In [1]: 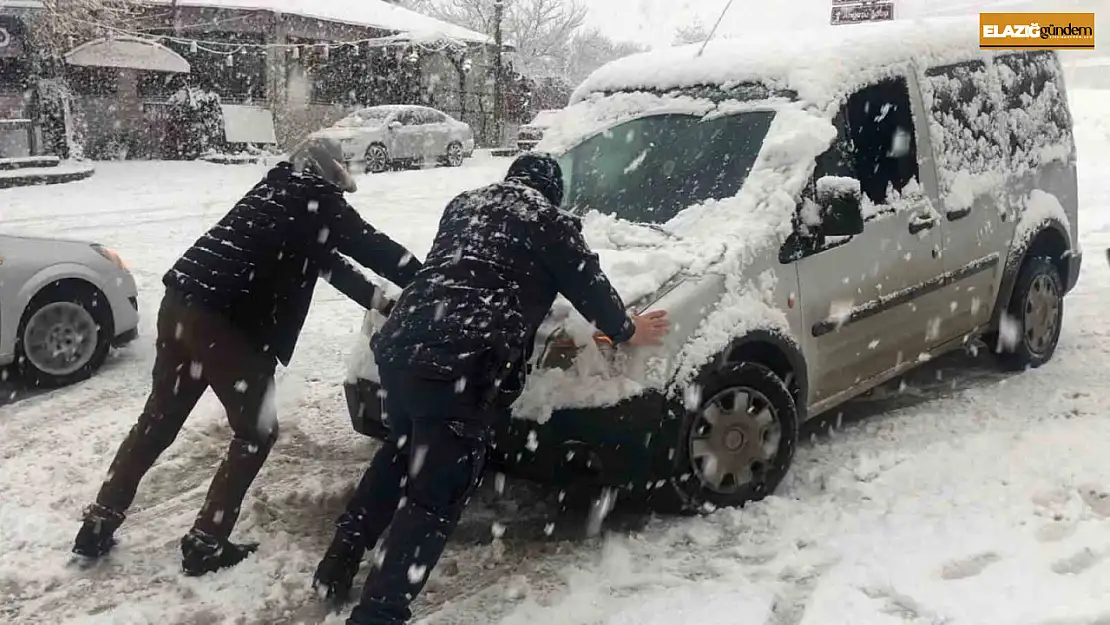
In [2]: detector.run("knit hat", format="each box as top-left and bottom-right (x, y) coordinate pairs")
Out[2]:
(290, 137), (358, 193)
(505, 152), (564, 207)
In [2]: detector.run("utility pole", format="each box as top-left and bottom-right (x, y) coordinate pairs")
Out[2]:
(172, 0), (182, 37)
(491, 0), (505, 147)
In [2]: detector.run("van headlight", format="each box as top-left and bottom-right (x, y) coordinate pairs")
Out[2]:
(538, 328), (616, 370)
(92, 244), (128, 271)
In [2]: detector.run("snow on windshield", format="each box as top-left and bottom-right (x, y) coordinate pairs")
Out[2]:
(558, 110), (776, 225)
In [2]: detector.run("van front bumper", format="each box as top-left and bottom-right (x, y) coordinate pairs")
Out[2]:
(344, 378), (680, 492)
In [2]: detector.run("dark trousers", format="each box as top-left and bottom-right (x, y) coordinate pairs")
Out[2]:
(95, 289), (278, 538)
(341, 368), (491, 625)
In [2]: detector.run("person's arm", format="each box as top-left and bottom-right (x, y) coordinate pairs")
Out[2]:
(321, 196), (423, 288)
(536, 211), (636, 344)
(320, 252), (392, 312)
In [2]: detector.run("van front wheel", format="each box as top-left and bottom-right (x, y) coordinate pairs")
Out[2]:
(656, 362), (798, 514)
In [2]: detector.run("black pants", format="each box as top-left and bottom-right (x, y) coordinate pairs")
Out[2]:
(95, 289), (278, 538)
(341, 368), (491, 625)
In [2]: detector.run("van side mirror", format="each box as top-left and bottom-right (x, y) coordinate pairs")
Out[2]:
(815, 175), (864, 236)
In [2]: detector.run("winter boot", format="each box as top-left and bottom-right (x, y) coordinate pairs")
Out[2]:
(72, 504), (126, 559)
(313, 521), (368, 603)
(180, 528), (259, 577)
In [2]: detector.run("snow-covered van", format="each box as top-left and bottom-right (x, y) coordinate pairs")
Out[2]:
(345, 16), (1082, 514)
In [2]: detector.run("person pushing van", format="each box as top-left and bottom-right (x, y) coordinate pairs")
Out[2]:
(72, 137), (422, 577)
(312, 152), (671, 625)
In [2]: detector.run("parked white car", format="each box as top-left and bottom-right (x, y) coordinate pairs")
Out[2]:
(516, 109), (562, 152)
(309, 105), (476, 173)
(0, 235), (139, 387)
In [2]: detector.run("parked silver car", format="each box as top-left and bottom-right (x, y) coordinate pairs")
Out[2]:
(0, 235), (139, 387)
(309, 105), (476, 174)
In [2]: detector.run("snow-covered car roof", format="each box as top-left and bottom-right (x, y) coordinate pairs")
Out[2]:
(572, 15), (987, 108)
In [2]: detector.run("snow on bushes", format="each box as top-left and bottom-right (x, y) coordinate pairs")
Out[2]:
(164, 86), (224, 160)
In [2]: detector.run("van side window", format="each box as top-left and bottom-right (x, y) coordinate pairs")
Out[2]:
(843, 77), (920, 208)
(921, 60), (1004, 199)
(995, 51), (1071, 162)
(782, 77), (919, 262)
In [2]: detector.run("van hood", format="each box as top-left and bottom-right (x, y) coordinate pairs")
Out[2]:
(581, 213), (723, 302)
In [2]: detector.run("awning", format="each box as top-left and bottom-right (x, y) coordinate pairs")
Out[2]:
(64, 36), (191, 73)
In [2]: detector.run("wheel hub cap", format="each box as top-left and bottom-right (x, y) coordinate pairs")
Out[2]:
(24, 302), (98, 376)
(1024, 274), (1060, 355)
(689, 387), (782, 495)
(724, 428), (745, 451)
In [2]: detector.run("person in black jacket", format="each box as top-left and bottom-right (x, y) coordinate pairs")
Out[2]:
(72, 138), (422, 577)
(313, 153), (670, 625)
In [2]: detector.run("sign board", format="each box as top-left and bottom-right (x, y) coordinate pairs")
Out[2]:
(220, 104), (278, 145)
(831, 2), (895, 25)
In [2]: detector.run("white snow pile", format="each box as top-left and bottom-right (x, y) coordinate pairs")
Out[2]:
(572, 16), (983, 111)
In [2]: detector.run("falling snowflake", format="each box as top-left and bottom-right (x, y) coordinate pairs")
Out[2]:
(407, 563), (427, 584)
(410, 444), (428, 477)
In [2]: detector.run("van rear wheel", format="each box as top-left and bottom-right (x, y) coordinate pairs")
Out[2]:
(654, 362), (798, 514)
(995, 255), (1063, 370)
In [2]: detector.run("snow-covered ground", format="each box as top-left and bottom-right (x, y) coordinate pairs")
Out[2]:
(2, 91), (1110, 624)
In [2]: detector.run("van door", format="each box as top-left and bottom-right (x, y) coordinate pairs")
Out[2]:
(918, 59), (1011, 338)
(788, 75), (948, 407)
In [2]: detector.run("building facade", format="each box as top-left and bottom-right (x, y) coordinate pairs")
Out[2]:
(0, 0), (514, 159)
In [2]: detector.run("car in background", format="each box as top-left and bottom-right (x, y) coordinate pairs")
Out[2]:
(516, 109), (562, 152)
(309, 105), (476, 174)
(0, 235), (139, 388)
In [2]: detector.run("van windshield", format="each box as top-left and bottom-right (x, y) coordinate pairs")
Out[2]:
(557, 111), (776, 224)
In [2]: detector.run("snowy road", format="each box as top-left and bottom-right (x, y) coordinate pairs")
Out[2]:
(2, 91), (1110, 625)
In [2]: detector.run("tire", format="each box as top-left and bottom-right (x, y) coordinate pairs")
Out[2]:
(654, 362), (799, 514)
(364, 144), (389, 174)
(444, 142), (465, 168)
(995, 255), (1063, 370)
(16, 281), (113, 388)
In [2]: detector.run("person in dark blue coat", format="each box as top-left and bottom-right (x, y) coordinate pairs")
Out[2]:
(72, 138), (421, 577)
(314, 153), (671, 625)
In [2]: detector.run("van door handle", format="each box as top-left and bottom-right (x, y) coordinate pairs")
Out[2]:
(908, 213), (937, 234)
(947, 206), (972, 221)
